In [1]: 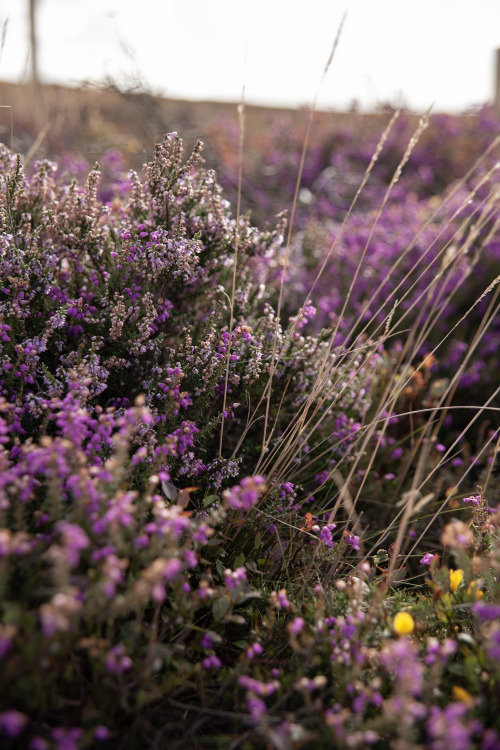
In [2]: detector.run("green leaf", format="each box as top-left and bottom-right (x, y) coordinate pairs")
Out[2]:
(203, 494), (220, 508)
(234, 641), (248, 650)
(373, 549), (389, 566)
(212, 597), (231, 622)
(224, 614), (246, 625)
(215, 559), (226, 579)
(448, 663), (466, 676)
(245, 560), (263, 574)
(234, 553), (245, 569)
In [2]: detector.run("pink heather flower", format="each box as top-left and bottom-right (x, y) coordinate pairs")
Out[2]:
(289, 617), (305, 636)
(319, 525), (334, 548)
(184, 548), (198, 567)
(202, 654), (222, 669)
(40, 588), (84, 636)
(105, 645), (133, 676)
(463, 495), (480, 506)
(420, 552), (436, 565)
(134, 534), (149, 549)
(246, 642), (263, 659)
(238, 675), (279, 696)
(29, 737), (49, 750)
(345, 532), (360, 551)
(201, 633), (213, 649)
(51, 727), (83, 750)
(0, 710), (28, 737)
(222, 475), (266, 511)
(164, 557), (183, 581)
(280, 482), (294, 498)
(193, 524), (210, 545)
(152, 583), (166, 602)
(224, 566), (247, 590)
(247, 696), (267, 722)
(270, 588), (293, 610)
(0, 624), (16, 659)
(94, 726), (110, 740)
(472, 602), (500, 621)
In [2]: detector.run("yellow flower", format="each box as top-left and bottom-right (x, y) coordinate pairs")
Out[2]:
(466, 580), (484, 600)
(393, 611), (414, 636)
(452, 686), (475, 707)
(449, 569), (464, 593)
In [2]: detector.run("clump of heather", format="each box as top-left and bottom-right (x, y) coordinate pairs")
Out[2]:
(9, 135), (391, 528)
(209, 105), (500, 229)
(0, 128), (499, 749)
(210, 108), (500, 421)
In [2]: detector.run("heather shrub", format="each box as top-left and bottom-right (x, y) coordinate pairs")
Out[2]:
(287, 182), (500, 400)
(0, 124), (499, 750)
(0, 134), (380, 745)
(209, 106), (500, 229)
(210, 109), (500, 439)
(0, 135), (380, 495)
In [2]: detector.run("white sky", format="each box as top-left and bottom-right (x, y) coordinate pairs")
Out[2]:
(1, 0), (500, 112)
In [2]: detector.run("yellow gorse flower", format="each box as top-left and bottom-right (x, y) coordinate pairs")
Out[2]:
(449, 569), (464, 593)
(393, 611), (414, 636)
(452, 686), (475, 707)
(466, 580), (484, 600)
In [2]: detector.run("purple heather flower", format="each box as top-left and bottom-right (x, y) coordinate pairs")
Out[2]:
(289, 617), (305, 636)
(246, 696), (267, 722)
(280, 482), (294, 498)
(94, 726), (110, 741)
(184, 548), (198, 567)
(472, 602), (500, 621)
(193, 525), (210, 545)
(380, 638), (423, 697)
(488, 627), (500, 661)
(319, 525), (334, 547)
(238, 675), (279, 696)
(163, 557), (183, 581)
(463, 495), (481, 506)
(246, 642), (263, 660)
(482, 729), (500, 750)
(56, 521), (90, 566)
(426, 704), (472, 750)
(222, 475), (266, 511)
(105, 645), (132, 676)
(345, 532), (360, 551)
(0, 710), (28, 737)
(29, 737), (49, 750)
(51, 727), (83, 750)
(224, 566), (247, 590)
(201, 633), (213, 649)
(202, 654), (222, 669)
(420, 552), (436, 565)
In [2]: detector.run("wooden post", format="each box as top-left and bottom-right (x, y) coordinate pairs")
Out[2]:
(28, 0), (44, 117)
(495, 49), (500, 114)
(29, 0), (39, 89)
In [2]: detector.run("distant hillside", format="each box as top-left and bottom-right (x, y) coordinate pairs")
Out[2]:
(0, 79), (405, 168)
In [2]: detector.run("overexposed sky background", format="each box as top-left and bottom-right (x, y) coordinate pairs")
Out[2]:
(1, 0), (500, 112)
